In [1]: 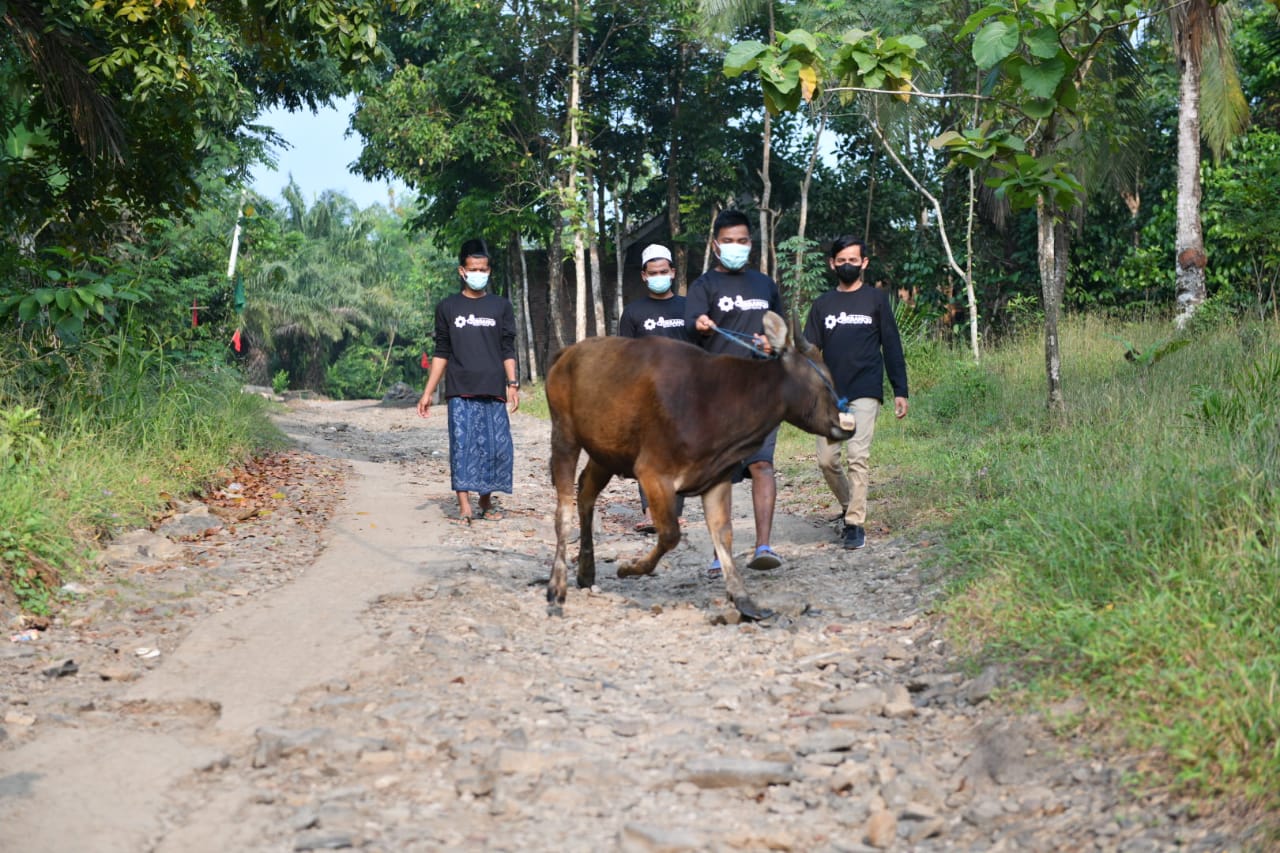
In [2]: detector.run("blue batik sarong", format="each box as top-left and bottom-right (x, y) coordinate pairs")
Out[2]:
(446, 396), (514, 494)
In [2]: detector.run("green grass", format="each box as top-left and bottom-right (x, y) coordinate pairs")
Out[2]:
(1, 343), (282, 614)
(885, 315), (1280, 813)
(517, 380), (550, 420)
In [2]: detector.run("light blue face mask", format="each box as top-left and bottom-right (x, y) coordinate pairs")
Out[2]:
(717, 242), (751, 271)
(464, 271), (490, 291)
(646, 275), (673, 294)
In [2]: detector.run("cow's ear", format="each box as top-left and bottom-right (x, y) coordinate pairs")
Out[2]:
(762, 311), (788, 353)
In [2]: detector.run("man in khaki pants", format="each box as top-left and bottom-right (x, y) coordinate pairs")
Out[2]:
(802, 236), (909, 550)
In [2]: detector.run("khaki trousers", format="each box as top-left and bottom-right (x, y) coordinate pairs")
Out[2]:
(815, 397), (880, 526)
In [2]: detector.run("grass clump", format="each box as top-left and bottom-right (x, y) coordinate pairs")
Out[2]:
(0, 340), (281, 615)
(911, 316), (1279, 811)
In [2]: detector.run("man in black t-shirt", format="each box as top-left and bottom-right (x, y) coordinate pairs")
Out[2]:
(417, 239), (520, 524)
(618, 244), (691, 343)
(803, 236), (908, 551)
(618, 243), (690, 532)
(686, 210), (787, 576)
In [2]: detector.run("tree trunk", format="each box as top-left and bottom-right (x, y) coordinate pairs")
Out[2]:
(587, 164), (605, 337)
(376, 327), (396, 396)
(613, 184), (625, 334)
(513, 232), (538, 383)
(244, 330), (270, 386)
(1173, 6), (1207, 329)
(964, 163), (980, 363)
(757, 3), (776, 278)
(547, 221), (567, 354)
(568, 4), (588, 344)
(863, 146), (877, 247)
(791, 103), (826, 315)
(703, 202), (719, 278)
(572, 232), (588, 342)
(758, 106), (773, 278)
(964, 72), (981, 363)
(669, 42), (689, 293)
(1037, 197), (1069, 416)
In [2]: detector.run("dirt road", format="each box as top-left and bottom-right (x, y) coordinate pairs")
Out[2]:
(0, 398), (1253, 851)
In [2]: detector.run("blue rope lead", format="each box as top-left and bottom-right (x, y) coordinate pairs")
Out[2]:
(711, 325), (850, 414)
(711, 325), (773, 358)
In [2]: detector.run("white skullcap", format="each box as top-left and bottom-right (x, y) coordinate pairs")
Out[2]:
(641, 244), (672, 266)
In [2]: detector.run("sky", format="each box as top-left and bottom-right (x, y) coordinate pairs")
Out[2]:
(248, 95), (408, 209)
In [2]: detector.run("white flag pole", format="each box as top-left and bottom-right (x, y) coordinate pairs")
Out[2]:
(226, 188), (247, 279)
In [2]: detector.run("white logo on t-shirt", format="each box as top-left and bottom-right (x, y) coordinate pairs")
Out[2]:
(454, 313), (498, 329)
(643, 316), (685, 331)
(824, 311), (873, 330)
(717, 295), (770, 313)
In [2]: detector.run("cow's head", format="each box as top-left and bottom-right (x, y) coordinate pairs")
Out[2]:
(762, 311), (854, 442)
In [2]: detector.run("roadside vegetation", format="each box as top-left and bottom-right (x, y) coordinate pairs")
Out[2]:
(905, 313), (1277, 814)
(0, 336), (280, 615)
(786, 309), (1279, 816)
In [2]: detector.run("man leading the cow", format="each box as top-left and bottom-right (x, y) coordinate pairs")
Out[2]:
(417, 238), (520, 524)
(686, 209), (786, 575)
(802, 236), (908, 550)
(618, 243), (691, 534)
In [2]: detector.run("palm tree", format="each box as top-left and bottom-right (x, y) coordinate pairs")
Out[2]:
(242, 184), (392, 389)
(1171, 0), (1249, 328)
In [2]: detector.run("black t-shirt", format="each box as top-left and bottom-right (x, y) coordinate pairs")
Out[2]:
(803, 286), (908, 403)
(432, 291), (517, 399)
(684, 268), (784, 357)
(618, 294), (691, 341)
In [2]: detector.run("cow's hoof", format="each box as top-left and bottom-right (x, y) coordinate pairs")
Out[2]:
(576, 572), (595, 589)
(734, 598), (775, 623)
(617, 562), (655, 578)
(547, 603), (564, 618)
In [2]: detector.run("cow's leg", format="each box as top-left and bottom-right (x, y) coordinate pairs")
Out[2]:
(703, 480), (774, 622)
(548, 423), (580, 615)
(618, 473), (681, 577)
(575, 458), (613, 589)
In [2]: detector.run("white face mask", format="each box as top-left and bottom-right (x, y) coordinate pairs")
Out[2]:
(464, 271), (490, 291)
(716, 242), (751, 271)
(646, 275), (673, 294)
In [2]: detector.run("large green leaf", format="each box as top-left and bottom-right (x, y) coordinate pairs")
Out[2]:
(761, 58), (802, 93)
(1025, 27), (1061, 59)
(1021, 97), (1056, 119)
(958, 5), (1010, 40)
(1020, 57), (1066, 98)
(973, 20), (1020, 70)
(724, 40), (771, 76)
(18, 297), (40, 323)
(763, 79), (803, 115)
(778, 29), (819, 54)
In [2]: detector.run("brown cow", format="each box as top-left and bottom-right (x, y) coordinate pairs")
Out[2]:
(545, 311), (853, 621)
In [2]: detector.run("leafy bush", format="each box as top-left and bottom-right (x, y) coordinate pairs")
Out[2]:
(325, 342), (414, 400)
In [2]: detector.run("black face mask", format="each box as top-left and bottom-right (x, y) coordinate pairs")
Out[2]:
(834, 262), (863, 284)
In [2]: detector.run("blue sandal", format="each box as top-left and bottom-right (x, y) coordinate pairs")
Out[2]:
(747, 545), (782, 571)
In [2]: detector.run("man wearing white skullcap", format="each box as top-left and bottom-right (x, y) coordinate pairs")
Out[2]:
(617, 243), (691, 533)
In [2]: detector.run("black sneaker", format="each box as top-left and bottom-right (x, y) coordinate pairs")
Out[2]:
(842, 524), (865, 550)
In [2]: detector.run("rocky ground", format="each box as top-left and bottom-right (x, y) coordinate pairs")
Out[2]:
(0, 397), (1266, 852)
